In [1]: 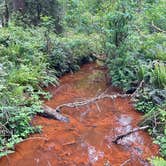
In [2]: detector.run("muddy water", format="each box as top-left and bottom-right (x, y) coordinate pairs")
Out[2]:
(0, 63), (159, 166)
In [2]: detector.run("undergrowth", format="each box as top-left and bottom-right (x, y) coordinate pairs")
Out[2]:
(0, 1), (165, 165)
(0, 25), (102, 157)
(105, 0), (166, 163)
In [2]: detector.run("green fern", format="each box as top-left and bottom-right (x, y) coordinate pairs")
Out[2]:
(151, 63), (166, 89)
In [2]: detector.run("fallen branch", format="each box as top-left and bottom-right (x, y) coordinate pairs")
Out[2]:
(40, 82), (147, 123)
(40, 81), (143, 123)
(151, 21), (166, 33)
(112, 125), (149, 144)
(62, 141), (76, 146)
(131, 80), (144, 98)
(54, 93), (130, 113)
(41, 105), (70, 123)
(19, 137), (48, 143)
(40, 93), (131, 123)
(120, 159), (131, 166)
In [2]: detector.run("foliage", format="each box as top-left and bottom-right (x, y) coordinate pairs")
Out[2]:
(105, 0), (166, 159)
(49, 33), (102, 76)
(0, 13), (103, 156)
(0, 0), (165, 162)
(0, 25), (57, 155)
(60, 0), (105, 35)
(151, 63), (166, 89)
(150, 157), (166, 166)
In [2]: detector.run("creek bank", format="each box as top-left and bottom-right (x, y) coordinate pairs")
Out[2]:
(0, 63), (159, 166)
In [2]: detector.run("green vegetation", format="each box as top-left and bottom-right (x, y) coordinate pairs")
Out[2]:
(151, 157), (166, 166)
(105, 0), (166, 163)
(0, 0), (165, 164)
(0, 0), (103, 157)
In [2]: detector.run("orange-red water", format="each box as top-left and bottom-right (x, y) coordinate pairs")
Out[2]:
(0, 63), (159, 166)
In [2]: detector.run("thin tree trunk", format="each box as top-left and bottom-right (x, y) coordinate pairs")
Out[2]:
(4, 0), (9, 27)
(36, 0), (41, 24)
(12, 0), (25, 11)
(1, 17), (4, 27)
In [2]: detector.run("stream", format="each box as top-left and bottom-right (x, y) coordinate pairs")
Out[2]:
(0, 63), (159, 166)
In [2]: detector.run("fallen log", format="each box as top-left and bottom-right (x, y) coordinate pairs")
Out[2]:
(40, 85), (146, 123)
(38, 67), (144, 123)
(39, 93), (130, 123)
(54, 93), (130, 113)
(41, 105), (69, 123)
(112, 125), (149, 144)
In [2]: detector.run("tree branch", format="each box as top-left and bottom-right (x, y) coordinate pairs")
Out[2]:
(40, 82), (143, 123)
(41, 105), (70, 123)
(54, 93), (130, 113)
(40, 93), (130, 123)
(151, 21), (166, 33)
(131, 80), (144, 98)
(112, 125), (149, 144)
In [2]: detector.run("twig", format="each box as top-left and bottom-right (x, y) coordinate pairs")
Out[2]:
(151, 21), (166, 33)
(62, 141), (76, 146)
(47, 160), (52, 166)
(95, 102), (101, 112)
(112, 125), (149, 144)
(131, 80), (144, 98)
(120, 159), (131, 166)
(154, 112), (157, 128)
(40, 91), (131, 123)
(19, 137), (48, 143)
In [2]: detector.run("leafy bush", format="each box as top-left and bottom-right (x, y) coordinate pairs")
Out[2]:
(0, 26), (57, 156)
(105, 0), (166, 159)
(151, 63), (166, 89)
(140, 34), (166, 61)
(48, 32), (103, 76)
(151, 157), (166, 166)
(0, 23), (103, 156)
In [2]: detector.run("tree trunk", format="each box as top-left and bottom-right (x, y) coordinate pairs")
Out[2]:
(36, 0), (41, 24)
(1, 17), (4, 27)
(12, 0), (25, 11)
(4, 0), (9, 27)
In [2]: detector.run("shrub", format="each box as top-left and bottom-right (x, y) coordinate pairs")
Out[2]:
(0, 26), (57, 156)
(151, 157), (166, 166)
(0, 24), (103, 156)
(105, 0), (166, 159)
(48, 33), (103, 76)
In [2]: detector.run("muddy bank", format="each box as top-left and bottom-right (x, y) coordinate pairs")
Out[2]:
(0, 63), (159, 166)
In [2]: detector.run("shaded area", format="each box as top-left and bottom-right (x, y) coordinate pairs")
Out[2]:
(0, 63), (159, 166)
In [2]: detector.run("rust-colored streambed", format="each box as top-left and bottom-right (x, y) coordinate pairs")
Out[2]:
(0, 63), (159, 166)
